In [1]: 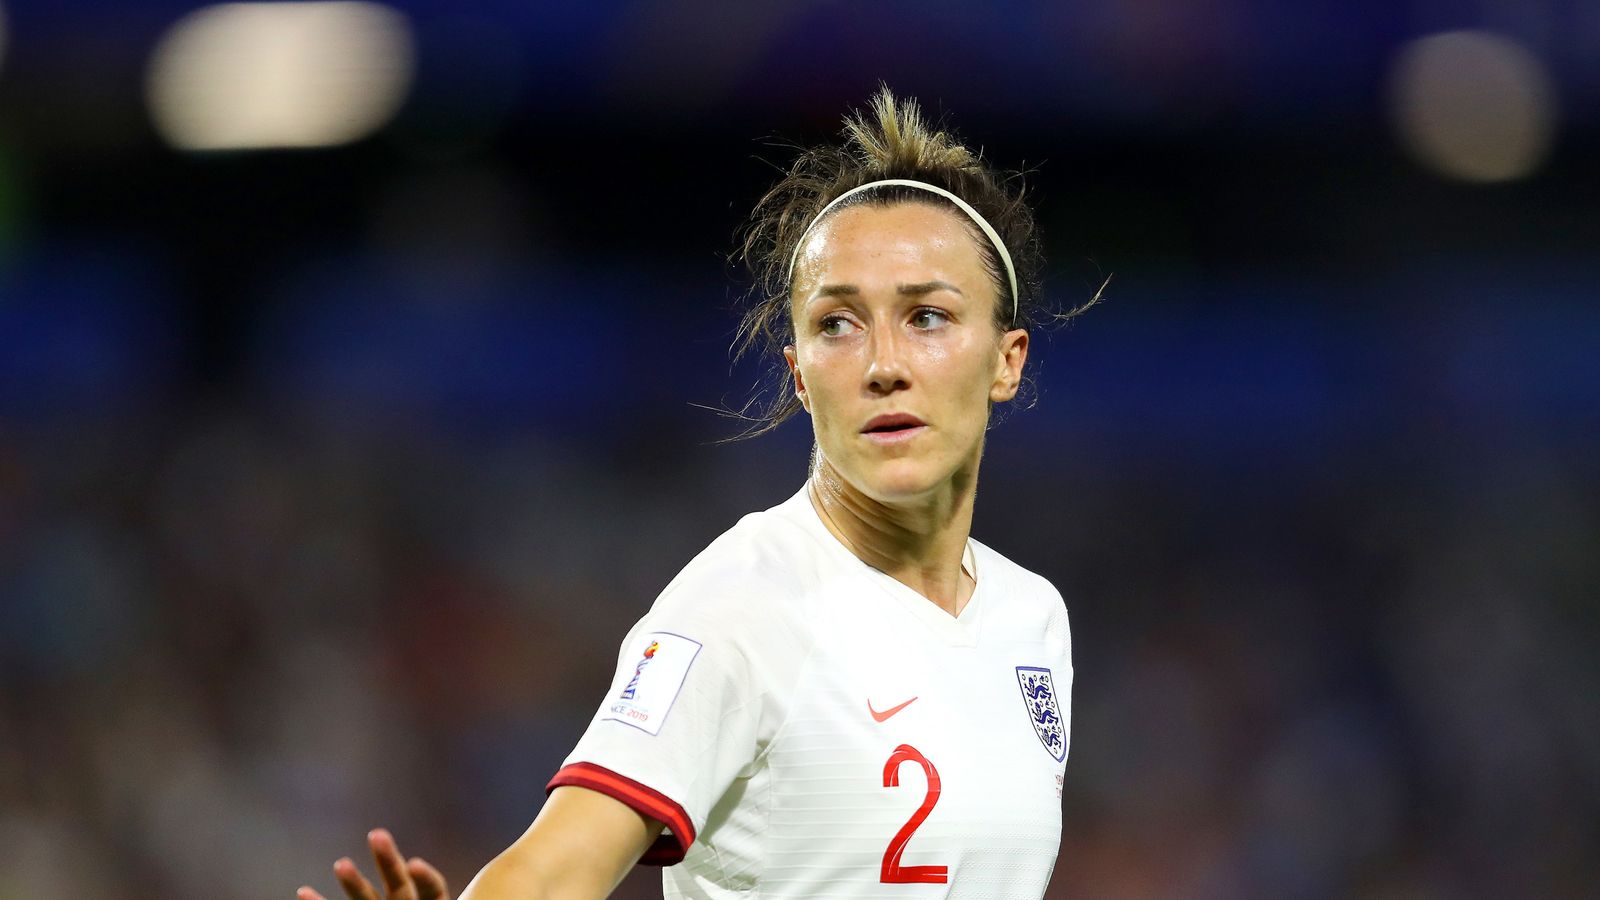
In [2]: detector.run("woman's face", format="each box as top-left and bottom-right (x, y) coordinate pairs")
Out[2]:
(784, 202), (1028, 504)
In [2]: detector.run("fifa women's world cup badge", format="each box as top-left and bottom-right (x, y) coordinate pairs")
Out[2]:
(620, 640), (660, 700)
(1015, 666), (1065, 761)
(603, 632), (702, 736)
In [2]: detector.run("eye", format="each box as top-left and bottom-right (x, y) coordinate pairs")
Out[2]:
(819, 314), (857, 336)
(910, 307), (950, 329)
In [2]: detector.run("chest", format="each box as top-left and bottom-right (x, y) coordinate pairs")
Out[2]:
(757, 584), (1068, 894)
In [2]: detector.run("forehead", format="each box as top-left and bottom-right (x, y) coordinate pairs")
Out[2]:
(791, 202), (991, 298)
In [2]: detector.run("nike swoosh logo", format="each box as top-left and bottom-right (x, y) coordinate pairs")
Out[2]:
(868, 696), (918, 722)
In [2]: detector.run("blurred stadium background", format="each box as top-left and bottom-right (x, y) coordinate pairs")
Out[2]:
(0, 1), (1597, 898)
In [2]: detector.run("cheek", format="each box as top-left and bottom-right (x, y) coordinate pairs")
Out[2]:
(938, 340), (1000, 403)
(799, 338), (861, 379)
(796, 346), (850, 418)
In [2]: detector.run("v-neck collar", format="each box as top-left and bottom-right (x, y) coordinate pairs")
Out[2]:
(780, 483), (989, 647)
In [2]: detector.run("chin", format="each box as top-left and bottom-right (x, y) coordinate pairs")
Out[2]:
(854, 458), (948, 503)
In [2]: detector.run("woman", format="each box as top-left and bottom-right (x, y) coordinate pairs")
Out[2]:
(301, 87), (1078, 900)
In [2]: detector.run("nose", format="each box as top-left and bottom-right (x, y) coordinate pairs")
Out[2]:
(864, 325), (910, 395)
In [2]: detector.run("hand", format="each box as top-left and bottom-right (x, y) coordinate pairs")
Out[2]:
(299, 828), (450, 900)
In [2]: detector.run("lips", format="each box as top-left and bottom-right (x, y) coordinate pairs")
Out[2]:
(862, 413), (926, 433)
(862, 413), (926, 436)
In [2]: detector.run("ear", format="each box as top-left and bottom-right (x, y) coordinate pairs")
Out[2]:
(989, 328), (1028, 403)
(783, 345), (811, 412)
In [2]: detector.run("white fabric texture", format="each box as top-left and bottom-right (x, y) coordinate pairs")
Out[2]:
(556, 482), (1073, 898)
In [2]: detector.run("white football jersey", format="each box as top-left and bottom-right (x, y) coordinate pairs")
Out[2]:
(548, 482), (1073, 898)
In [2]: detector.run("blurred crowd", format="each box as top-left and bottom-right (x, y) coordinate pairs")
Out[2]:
(1, 2), (1599, 896)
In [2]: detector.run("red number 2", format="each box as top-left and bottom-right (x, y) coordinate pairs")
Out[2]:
(880, 743), (948, 884)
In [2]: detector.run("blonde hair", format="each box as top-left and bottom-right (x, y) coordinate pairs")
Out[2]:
(728, 86), (1087, 439)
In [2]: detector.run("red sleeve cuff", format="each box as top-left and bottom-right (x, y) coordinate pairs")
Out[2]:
(546, 762), (697, 866)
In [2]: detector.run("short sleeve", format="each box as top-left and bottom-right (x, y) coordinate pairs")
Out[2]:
(546, 583), (773, 866)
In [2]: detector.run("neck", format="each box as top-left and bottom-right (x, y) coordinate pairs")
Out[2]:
(807, 454), (978, 617)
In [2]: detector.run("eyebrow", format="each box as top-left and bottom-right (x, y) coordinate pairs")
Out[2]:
(811, 280), (965, 299)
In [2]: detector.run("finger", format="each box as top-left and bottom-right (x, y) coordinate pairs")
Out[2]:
(368, 829), (417, 899)
(407, 857), (449, 900)
(334, 857), (381, 900)
(298, 887), (329, 900)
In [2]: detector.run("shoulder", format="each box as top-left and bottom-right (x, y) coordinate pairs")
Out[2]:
(971, 537), (1072, 652)
(641, 487), (826, 642)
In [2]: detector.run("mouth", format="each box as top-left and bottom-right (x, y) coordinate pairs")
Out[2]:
(861, 413), (927, 444)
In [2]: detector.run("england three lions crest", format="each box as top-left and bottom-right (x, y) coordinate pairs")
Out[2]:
(1015, 666), (1066, 761)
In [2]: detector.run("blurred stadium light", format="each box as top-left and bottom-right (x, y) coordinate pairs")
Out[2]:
(1389, 30), (1557, 183)
(146, 1), (414, 151)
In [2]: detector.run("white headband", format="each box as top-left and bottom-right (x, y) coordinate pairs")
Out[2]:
(786, 178), (1019, 323)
